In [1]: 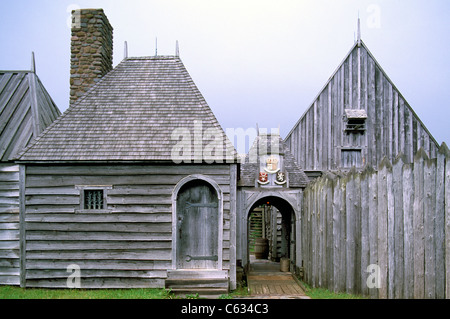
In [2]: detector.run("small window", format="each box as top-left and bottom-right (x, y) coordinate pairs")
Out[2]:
(344, 109), (367, 134)
(84, 190), (104, 210)
(341, 149), (362, 168)
(75, 185), (112, 213)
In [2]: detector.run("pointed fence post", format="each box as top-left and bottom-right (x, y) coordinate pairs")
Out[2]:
(392, 153), (406, 298)
(413, 148), (428, 299)
(402, 160), (414, 298)
(434, 143), (447, 299)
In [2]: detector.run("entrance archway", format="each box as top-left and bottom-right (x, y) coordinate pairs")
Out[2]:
(244, 195), (298, 274)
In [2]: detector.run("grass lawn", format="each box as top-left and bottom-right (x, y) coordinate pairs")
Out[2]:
(0, 283), (364, 299)
(300, 281), (368, 299)
(0, 285), (176, 299)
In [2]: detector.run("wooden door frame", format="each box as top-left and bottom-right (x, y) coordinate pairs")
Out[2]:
(171, 174), (223, 270)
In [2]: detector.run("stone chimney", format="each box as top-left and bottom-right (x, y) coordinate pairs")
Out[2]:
(70, 9), (113, 105)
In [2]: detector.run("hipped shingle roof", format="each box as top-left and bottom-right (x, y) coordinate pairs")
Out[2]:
(18, 56), (237, 162)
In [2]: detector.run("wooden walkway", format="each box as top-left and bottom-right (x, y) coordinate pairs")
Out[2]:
(246, 258), (309, 299)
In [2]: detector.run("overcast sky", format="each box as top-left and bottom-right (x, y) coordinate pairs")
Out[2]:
(1, 0), (449, 153)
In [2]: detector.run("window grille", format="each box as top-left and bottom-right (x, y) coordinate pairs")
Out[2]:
(84, 190), (104, 210)
(344, 109), (367, 134)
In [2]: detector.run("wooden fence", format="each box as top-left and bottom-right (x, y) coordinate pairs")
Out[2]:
(301, 143), (450, 298)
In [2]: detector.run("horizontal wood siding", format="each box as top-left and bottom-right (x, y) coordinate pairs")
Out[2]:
(285, 42), (439, 172)
(22, 164), (233, 288)
(0, 163), (20, 285)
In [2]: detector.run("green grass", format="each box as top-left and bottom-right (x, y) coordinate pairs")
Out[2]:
(0, 285), (249, 299)
(0, 286), (177, 299)
(300, 281), (368, 299)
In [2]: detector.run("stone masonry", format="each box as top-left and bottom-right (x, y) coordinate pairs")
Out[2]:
(70, 9), (113, 105)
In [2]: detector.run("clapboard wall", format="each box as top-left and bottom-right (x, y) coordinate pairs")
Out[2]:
(0, 163), (20, 285)
(20, 163), (236, 288)
(285, 41), (439, 172)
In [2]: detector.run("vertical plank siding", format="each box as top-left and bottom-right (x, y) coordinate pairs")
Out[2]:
(285, 43), (439, 172)
(300, 144), (449, 298)
(0, 163), (20, 285)
(20, 164), (233, 288)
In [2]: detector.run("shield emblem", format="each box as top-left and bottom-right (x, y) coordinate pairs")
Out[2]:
(264, 155), (280, 173)
(257, 172), (269, 185)
(275, 171), (286, 185)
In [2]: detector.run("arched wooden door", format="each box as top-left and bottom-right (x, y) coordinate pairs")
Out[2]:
(176, 180), (219, 269)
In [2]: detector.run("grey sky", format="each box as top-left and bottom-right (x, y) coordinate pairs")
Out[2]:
(1, 0), (449, 153)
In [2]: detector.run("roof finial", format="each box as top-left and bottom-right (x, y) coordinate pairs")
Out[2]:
(155, 37), (158, 56)
(31, 51), (36, 73)
(175, 40), (180, 57)
(357, 13), (361, 45)
(124, 41), (128, 60)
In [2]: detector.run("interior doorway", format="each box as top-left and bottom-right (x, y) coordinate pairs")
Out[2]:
(246, 196), (296, 273)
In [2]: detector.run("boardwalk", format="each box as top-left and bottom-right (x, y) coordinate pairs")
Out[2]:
(246, 258), (309, 299)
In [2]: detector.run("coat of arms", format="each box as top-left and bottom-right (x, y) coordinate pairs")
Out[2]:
(274, 171), (286, 185)
(264, 155), (280, 174)
(257, 172), (269, 185)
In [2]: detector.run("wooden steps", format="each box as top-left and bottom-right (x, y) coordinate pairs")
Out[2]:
(165, 270), (229, 298)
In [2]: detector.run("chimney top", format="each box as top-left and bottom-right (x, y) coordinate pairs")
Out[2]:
(70, 8), (113, 105)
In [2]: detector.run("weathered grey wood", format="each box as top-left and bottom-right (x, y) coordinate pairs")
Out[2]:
(393, 155), (405, 298)
(367, 165), (378, 299)
(402, 162), (414, 299)
(229, 164), (237, 290)
(346, 169), (355, 293)
(360, 167), (369, 296)
(19, 165), (26, 287)
(413, 148), (427, 298)
(376, 158), (389, 298)
(386, 158), (395, 299)
(284, 42), (439, 173)
(445, 143), (450, 299)
(424, 158), (437, 298)
(435, 144), (447, 299)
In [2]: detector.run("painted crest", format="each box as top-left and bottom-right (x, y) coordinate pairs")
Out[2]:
(257, 172), (269, 185)
(264, 155), (280, 174)
(274, 171), (286, 185)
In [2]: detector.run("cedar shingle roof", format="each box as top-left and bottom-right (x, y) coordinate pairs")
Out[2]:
(0, 71), (60, 162)
(17, 56), (237, 162)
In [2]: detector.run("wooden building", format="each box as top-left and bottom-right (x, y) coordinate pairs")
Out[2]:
(0, 55), (61, 285)
(2, 9), (445, 299)
(15, 9), (238, 293)
(284, 28), (439, 178)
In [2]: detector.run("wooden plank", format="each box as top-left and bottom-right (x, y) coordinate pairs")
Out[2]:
(424, 158), (436, 298)
(338, 173), (347, 292)
(360, 168), (369, 296)
(26, 250), (171, 261)
(444, 143), (450, 299)
(393, 155), (405, 299)
(386, 158), (395, 299)
(402, 162), (414, 299)
(377, 158), (390, 298)
(413, 148), (427, 298)
(345, 169), (355, 294)
(326, 175), (334, 291)
(436, 143), (448, 299)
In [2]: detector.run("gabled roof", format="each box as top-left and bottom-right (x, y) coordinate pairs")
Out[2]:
(285, 39), (439, 148)
(240, 133), (309, 188)
(18, 56), (237, 162)
(0, 70), (60, 162)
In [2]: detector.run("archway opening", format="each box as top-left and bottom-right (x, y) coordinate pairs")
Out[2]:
(246, 196), (296, 273)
